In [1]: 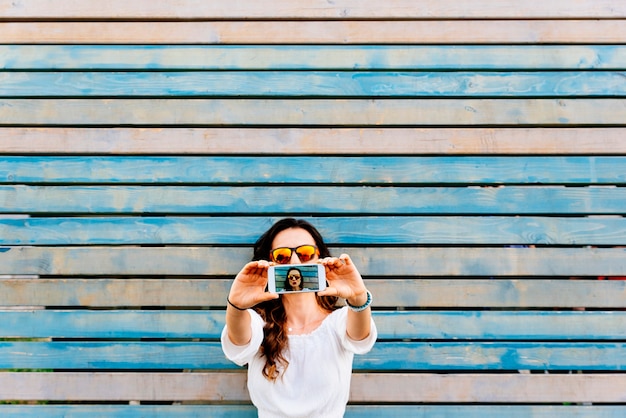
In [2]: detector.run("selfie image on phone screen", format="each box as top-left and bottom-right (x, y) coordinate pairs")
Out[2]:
(268, 264), (326, 294)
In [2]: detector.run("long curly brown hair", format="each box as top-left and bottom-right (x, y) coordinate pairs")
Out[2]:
(252, 218), (339, 381)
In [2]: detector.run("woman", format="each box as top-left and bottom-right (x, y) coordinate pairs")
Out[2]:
(284, 267), (304, 291)
(221, 218), (376, 418)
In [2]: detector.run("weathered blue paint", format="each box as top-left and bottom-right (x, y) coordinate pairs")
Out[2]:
(1, 156), (624, 184)
(1, 215), (626, 245)
(2, 45), (626, 70)
(2, 71), (626, 97)
(1, 404), (623, 418)
(1, 185), (624, 214)
(3, 310), (625, 339)
(0, 340), (624, 370)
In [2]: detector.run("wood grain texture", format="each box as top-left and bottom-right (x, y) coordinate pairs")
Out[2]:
(2, 99), (625, 126)
(1, 127), (625, 155)
(3, 45), (626, 70)
(0, 278), (624, 308)
(1, 0), (624, 19)
(3, 310), (625, 340)
(2, 216), (626, 245)
(2, 20), (625, 44)
(1, 278), (624, 308)
(4, 71), (626, 97)
(3, 156), (624, 184)
(1, 341), (624, 370)
(2, 185), (624, 214)
(1, 247), (624, 276)
(0, 405), (623, 418)
(0, 372), (624, 402)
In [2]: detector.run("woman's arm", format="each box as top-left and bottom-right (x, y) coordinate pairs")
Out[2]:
(319, 254), (372, 341)
(225, 260), (278, 345)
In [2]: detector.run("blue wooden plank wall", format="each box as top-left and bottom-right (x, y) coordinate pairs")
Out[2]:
(0, 1), (625, 416)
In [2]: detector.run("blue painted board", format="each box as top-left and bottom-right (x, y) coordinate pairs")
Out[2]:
(3, 310), (625, 340)
(1, 405), (624, 418)
(3, 71), (626, 97)
(2, 156), (624, 184)
(3, 45), (626, 70)
(1, 341), (624, 370)
(2, 215), (625, 245)
(1, 185), (624, 214)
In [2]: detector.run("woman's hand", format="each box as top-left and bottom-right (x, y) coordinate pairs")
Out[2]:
(318, 254), (368, 306)
(228, 260), (279, 310)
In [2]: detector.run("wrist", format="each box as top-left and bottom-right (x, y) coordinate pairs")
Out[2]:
(346, 290), (368, 307)
(346, 290), (372, 312)
(227, 296), (248, 311)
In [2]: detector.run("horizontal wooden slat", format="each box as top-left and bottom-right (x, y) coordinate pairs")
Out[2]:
(3, 310), (625, 340)
(4, 156), (624, 185)
(0, 342), (232, 370)
(1, 0), (624, 19)
(1, 127), (625, 155)
(0, 405), (256, 418)
(0, 372), (624, 403)
(2, 185), (624, 214)
(2, 216), (625, 245)
(3, 45), (626, 71)
(3, 99), (625, 126)
(1, 247), (625, 276)
(361, 342), (626, 370)
(0, 405), (624, 418)
(1, 341), (624, 370)
(1, 278), (624, 308)
(4, 71), (626, 97)
(2, 21), (625, 44)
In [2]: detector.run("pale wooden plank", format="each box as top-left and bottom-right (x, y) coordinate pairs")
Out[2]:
(2, 20), (625, 44)
(2, 98), (625, 125)
(0, 405), (623, 418)
(350, 373), (626, 403)
(1, 341), (625, 370)
(0, 247), (624, 276)
(0, 279), (624, 308)
(0, 278), (231, 308)
(3, 310), (625, 339)
(2, 185), (624, 214)
(1, 278), (624, 308)
(3, 45), (626, 71)
(2, 0), (624, 19)
(3, 216), (626, 246)
(5, 71), (626, 97)
(1, 127), (625, 155)
(4, 157), (624, 185)
(0, 372), (624, 402)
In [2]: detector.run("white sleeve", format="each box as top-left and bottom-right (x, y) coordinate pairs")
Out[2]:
(220, 309), (265, 366)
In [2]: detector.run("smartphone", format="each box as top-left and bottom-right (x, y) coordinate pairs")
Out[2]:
(267, 263), (326, 294)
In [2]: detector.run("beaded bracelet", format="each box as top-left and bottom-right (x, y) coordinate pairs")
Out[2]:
(346, 290), (372, 312)
(227, 296), (248, 311)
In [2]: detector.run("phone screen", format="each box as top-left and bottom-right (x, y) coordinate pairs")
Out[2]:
(268, 264), (326, 294)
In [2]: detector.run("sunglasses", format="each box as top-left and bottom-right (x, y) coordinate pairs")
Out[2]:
(270, 245), (319, 264)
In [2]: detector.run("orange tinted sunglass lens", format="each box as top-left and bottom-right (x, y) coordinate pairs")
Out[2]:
(271, 248), (293, 264)
(270, 245), (318, 264)
(295, 245), (317, 261)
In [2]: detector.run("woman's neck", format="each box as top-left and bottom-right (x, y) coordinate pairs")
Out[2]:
(282, 293), (328, 329)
